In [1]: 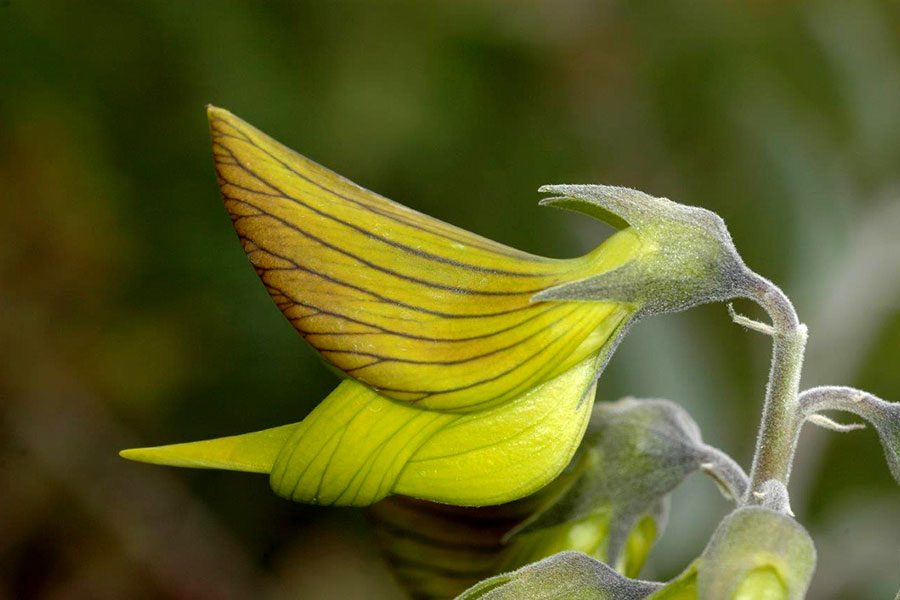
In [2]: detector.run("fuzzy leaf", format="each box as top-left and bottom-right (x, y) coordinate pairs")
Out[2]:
(868, 405), (900, 483)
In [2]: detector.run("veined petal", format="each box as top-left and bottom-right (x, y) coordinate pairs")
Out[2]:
(208, 107), (642, 411)
(121, 351), (604, 507)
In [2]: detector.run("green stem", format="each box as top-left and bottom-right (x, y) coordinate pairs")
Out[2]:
(739, 272), (808, 506)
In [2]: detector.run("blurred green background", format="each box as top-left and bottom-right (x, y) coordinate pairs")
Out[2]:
(2, 1), (899, 598)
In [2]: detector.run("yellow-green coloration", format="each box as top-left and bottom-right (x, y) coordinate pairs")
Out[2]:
(121, 108), (644, 507)
(123, 352), (601, 506)
(617, 514), (657, 577)
(697, 508), (815, 600)
(647, 564), (787, 600)
(368, 451), (660, 599)
(499, 510), (656, 579)
(647, 563), (698, 599)
(207, 107), (642, 412)
(732, 567), (787, 600)
(637, 507), (814, 600)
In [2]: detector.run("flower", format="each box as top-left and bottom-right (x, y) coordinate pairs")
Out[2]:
(121, 107), (745, 507)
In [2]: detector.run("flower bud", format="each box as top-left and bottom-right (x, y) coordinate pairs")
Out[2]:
(697, 507), (816, 600)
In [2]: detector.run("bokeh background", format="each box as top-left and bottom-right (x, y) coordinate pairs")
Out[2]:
(2, 1), (899, 598)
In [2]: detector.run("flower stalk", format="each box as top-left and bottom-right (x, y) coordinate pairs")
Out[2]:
(799, 386), (900, 483)
(735, 271), (808, 506)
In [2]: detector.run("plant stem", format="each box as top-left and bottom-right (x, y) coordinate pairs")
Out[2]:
(799, 386), (885, 419)
(738, 271), (808, 506)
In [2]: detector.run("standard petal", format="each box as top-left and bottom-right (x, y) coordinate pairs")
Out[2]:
(208, 107), (640, 410)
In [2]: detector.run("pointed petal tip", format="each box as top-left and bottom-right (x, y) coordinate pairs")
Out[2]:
(118, 442), (235, 470)
(119, 447), (143, 461)
(118, 424), (298, 474)
(206, 106), (248, 134)
(206, 104), (230, 122)
(206, 105), (239, 140)
(119, 445), (196, 467)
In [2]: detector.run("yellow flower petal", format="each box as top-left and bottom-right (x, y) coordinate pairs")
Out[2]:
(122, 349), (607, 506)
(208, 107), (641, 411)
(119, 423), (295, 473)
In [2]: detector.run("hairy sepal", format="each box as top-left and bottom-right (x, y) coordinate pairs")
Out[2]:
(535, 185), (750, 316)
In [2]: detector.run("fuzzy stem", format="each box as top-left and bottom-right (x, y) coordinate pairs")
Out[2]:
(798, 386), (900, 484)
(695, 443), (750, 502)
(799, 386), (887, 419)
(738, 271), (808, 506)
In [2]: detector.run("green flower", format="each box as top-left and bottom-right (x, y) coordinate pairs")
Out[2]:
(122, 108), (747, 507)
